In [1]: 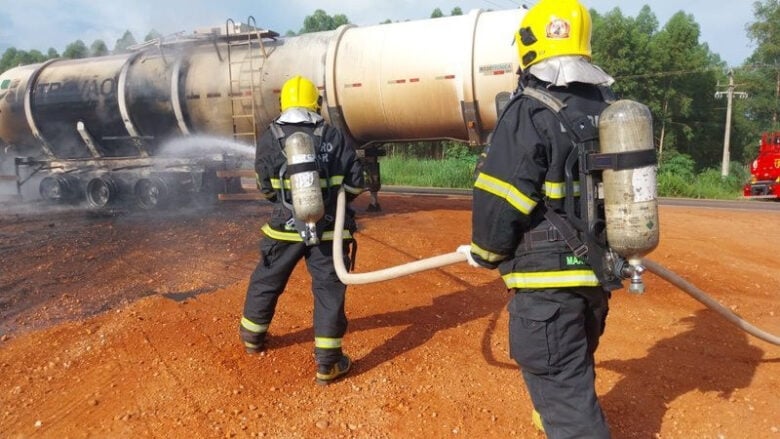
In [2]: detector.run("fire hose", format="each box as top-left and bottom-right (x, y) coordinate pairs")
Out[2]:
(331, 187), (467, 284)
(332, 187), (780, 346)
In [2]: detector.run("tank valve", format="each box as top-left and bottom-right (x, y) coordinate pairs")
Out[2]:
(620, 258), (646, 294)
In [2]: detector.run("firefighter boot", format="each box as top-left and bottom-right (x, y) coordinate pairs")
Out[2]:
(315, 355), (352, 386)
(239, 317), (268, 354)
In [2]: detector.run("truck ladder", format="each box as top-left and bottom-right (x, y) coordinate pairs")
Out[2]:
(225, 17), (264, 148)
(221, 17), (267, 201)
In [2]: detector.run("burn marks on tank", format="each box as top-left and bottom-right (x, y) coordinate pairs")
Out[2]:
(36, 77), (117, 102)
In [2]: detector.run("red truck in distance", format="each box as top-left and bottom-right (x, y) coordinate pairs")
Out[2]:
(744, 132), (780, 200)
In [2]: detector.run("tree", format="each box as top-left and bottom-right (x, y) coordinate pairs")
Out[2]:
(62, 40), (88, 59)
(592, 6), (725, 169)
(46, 48), (59, 59)
(0, 48), (21, 73)
(451, 7), (463, 16)
(144, 30), (163, 42)
(745, 0), (780, 130)
(0, 47), (55, 73)
(90, 39), (109, 57)
(430, 8), (444, 18)
(113, 30), (138, 53)
(300, 10), (349, 34)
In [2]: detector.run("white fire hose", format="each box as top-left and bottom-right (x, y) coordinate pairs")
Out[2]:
(332, 187), (780, 346)
(332, 187), (466, 285)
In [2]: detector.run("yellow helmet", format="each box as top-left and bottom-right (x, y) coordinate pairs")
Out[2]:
(515, 0), (592, 70)
(280, 75), (321, 112)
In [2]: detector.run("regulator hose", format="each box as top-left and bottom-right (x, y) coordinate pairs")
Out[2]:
(642, 259), (780, 346)
(333, 187), (780, 346)
(332, 187), (466, 285)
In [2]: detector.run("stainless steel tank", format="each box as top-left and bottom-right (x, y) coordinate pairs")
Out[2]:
(0, 8), (523, 158)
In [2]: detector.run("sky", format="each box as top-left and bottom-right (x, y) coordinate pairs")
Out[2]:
(0, 0), (756, 67)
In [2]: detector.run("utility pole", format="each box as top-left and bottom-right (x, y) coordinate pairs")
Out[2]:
(715, 70), (748, 178)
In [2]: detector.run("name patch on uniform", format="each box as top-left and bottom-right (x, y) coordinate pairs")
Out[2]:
(561, 254), (586, 268)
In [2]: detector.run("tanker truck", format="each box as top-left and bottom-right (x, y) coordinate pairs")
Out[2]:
(0, 9), (522, 210)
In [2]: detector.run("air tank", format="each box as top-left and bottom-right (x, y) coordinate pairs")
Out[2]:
(598, 100), (660, 261)
(284, 132), (324, 246)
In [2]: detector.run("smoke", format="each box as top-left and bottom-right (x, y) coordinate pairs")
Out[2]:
(0, 155), (20, 198)
(0, 134), (258, 216)
(158, 135), (255, 160)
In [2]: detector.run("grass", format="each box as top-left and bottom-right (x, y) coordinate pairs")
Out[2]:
(379, 156), (748, 200)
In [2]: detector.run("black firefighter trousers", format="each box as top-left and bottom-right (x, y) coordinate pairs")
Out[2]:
(508, 286), (611, 439)
(242, 236), (351, 367)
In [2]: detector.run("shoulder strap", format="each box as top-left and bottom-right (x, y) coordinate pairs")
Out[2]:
(521, 86), (592, 255)
(522, 87), (566, 113)
(269, 123), (285, 141)
(521, 86), (599, 144)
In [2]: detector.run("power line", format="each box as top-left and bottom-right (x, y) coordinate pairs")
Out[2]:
(614, 66), (724, 80)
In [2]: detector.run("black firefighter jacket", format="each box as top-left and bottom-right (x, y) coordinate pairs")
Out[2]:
(471, 80), (612, 290)
(254, 115), (364, 243)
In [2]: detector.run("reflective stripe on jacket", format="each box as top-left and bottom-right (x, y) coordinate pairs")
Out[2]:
(255, 117), (364, 240)
(471, 80), (611, 290)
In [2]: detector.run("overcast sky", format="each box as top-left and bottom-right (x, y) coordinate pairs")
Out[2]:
(0, 0), (755, 67)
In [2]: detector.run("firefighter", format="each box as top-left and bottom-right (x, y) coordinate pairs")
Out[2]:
(458, 0), (618, 436)
(239, 75), (365, 385)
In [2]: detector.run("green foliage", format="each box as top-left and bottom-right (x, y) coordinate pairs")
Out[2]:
(113, 30), (137, 53)
(592, 6), (726, 169)
(451, 7), (463, 16)
(300, 10), (349, 34)
(144, 30), (162, 42)
(720, 1), (780, 165)
(90, 40), (109, 57)
(0, 47), (49, 73)
(443, 142), (479, 164)
(747, 0), (780, 63)
(381, 155), (745, 199)
(379, 156), (476, 188)
(430, 8), (444, 18)
(657, 151), (746, 199)
(658, 151), (696, 179)
(62, 40), (88, 59)
(658, 152), (748, 199)
(657, 172), (690, 197)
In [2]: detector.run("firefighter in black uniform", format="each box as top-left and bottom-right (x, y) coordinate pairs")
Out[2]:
(458, 0), (618, 436)
(239, 75), (364, 385)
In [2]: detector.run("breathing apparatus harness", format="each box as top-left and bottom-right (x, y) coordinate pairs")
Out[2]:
(519, 86), (657, 291)
(269, 121), (331, 245)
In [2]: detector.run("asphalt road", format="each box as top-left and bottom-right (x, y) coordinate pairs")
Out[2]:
(381, 186), (780, 212)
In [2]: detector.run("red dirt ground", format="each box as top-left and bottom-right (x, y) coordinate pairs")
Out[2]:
(1, 193), (779, 438)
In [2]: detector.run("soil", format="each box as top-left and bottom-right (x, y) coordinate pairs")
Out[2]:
(0, 193), (779, 439)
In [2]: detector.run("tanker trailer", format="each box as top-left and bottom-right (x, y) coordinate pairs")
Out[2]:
(0, 8), (522, 209)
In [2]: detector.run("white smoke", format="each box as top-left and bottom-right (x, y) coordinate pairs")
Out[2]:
(158, 135), (255, 159)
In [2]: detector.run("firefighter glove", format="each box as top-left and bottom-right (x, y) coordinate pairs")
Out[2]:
(457, 245), (481, 268)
